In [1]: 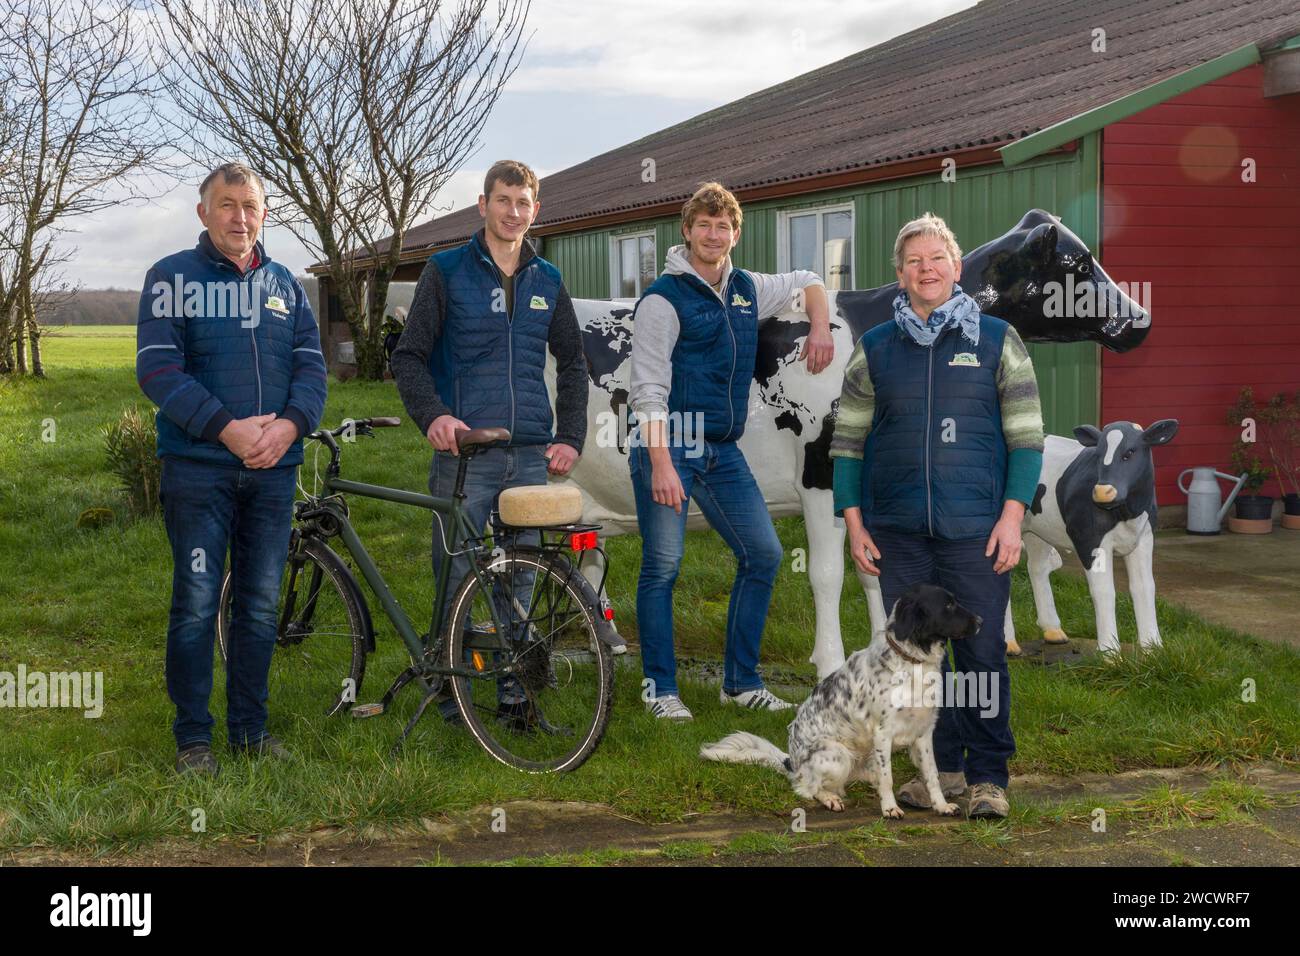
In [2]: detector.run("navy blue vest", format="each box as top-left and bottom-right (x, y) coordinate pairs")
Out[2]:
(637, 267), (759, 443)
(427, 232), (560, 446)
(859, 314), (1010, 540)
(152, 237), (305, 465)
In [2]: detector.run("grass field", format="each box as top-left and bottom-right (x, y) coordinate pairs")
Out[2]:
(1, 326), (1297, 854)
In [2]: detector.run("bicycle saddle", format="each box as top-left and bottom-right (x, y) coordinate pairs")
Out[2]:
(454, 427), (511, 451)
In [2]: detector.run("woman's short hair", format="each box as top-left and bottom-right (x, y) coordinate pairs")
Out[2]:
(893, 212), (962, 271)
(680, 181), (743, 242)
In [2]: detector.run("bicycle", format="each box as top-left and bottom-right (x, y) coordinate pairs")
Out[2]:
(215, 417), (618, 773)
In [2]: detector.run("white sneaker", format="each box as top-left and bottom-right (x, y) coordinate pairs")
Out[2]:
(646, 694), (693, 721)
(720, 687), (794, 711)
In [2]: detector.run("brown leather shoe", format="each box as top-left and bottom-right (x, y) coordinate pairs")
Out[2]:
(896, 771), (967, 808)
(175, 744), (219, 777)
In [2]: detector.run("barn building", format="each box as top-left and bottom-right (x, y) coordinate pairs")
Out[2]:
(312, 0), (1300, 515)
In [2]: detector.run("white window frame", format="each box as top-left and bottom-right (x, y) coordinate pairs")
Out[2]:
(609, 231), (657, 299)
(776, 202), (855, 289)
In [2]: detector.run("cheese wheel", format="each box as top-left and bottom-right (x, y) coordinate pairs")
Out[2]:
(498, 485), (584, 527)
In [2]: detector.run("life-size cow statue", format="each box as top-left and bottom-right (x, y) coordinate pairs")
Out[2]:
(547, 210), (1151, 677)
(1006, 420), (1179, 656)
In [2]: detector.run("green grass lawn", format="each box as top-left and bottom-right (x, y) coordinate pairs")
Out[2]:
(1, 327), (1297, 853)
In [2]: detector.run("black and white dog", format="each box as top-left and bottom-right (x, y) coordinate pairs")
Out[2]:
(701, 584), (980, 817)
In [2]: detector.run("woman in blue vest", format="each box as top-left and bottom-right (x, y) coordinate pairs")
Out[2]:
(627, 182), (835, 721)
(829, 213), (1045, 819)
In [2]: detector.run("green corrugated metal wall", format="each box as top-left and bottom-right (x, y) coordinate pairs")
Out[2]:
(544, 133), (1101, 436)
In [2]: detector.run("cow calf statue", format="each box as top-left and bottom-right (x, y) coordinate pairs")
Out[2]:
(1008, 420), (1180, 656)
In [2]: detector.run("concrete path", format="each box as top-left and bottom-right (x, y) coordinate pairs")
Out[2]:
(8, 764), (1297, 867)
(1049, 528), (1300, 650)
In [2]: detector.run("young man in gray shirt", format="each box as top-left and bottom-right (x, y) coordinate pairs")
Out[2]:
(628, 181), (833, 720)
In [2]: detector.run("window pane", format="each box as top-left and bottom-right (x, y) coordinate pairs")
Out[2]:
(619, 238), (637, 297)
(788, 214), (817, 273)
(824, 210), (852, 242)
(823, 211), (852, 290)
(639, 236), (656, 292)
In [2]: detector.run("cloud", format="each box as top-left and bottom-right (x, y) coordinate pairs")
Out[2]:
(509, 0), (976, 100)
(62, 0), (975, 287)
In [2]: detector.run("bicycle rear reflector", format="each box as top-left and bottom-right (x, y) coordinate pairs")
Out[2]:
(568, 531), (598, 551)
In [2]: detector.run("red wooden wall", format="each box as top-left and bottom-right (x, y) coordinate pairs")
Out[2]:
(1100, 63), (1300, 505)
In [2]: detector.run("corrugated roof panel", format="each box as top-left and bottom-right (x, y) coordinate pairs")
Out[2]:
(353, 0), (1300, 263)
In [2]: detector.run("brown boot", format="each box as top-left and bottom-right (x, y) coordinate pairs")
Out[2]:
(967, 782), (1010, 819)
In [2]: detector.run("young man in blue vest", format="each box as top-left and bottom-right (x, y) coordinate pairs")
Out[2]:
(391, 159), (591, 724)
(137, 163), (328, 775)
(627, 181), (835, 720)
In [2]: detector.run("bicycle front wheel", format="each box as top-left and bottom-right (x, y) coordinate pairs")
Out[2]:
(444, 546), (614, 773)
(217, 535), (370, 718)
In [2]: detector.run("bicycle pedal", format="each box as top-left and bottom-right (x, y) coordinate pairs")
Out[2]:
(350, 702), (386, 718)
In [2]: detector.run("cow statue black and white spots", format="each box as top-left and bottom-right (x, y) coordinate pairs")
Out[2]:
(1007, 420), (1180, 655)
(541, 210), (1153, 678)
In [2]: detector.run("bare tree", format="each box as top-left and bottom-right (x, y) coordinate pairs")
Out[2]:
(0, 0), (167, 376)
(156, 0), (530, 379)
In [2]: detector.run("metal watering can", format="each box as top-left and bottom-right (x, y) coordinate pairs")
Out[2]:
(1177, 467), (1247, 534)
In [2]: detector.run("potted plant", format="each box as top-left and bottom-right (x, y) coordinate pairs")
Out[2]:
(1263, 389), (1300, 530)
(1225, 387), (1274, 533)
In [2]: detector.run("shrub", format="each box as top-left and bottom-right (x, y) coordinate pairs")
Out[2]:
(104, 405), (161, 517)
(76, 506), (116, 530)
(1226, 387), (1273, 495)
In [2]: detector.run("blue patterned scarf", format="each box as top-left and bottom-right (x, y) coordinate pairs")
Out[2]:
(893, 283), (981, 348)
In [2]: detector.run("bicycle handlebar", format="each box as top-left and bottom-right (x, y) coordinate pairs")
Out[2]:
(312, 416), (401, 441)
(308, 417), (511, 481)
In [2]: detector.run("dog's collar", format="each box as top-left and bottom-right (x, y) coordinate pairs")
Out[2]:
(885, 631), (928, 665)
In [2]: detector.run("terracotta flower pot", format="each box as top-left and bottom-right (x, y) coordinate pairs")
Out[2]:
(1229, 495), (1273, 533)
(1282, 493), (1300, 530)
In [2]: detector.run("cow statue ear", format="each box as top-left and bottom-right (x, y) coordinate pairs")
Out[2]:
(1029, 223), (1058, 267)
(1074, 424), (1102, 447)
(1142, 419), (1180, 446)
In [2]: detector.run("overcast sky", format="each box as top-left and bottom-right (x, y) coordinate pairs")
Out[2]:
(72, 0), (975, 288)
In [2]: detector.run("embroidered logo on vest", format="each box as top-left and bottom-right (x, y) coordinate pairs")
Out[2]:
(731, 293), (752, 307)
(949, 352), (980, 367)
(530, 295), (549, 310)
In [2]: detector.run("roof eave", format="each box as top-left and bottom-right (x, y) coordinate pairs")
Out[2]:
(312, 141), (1048, 274)
(999, 42), (1263, 167)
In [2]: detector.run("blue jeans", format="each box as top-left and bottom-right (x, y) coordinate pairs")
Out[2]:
(629, 439), (783, 697)
(429, 444), (548, 713)
(872, 528), (1015, 788)
(160, 456), (297, 749)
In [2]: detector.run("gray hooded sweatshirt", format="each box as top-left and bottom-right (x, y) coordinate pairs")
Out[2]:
(628, 243), (825, 426)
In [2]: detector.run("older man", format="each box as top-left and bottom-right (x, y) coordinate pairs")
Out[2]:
(136, 162), (328, 775)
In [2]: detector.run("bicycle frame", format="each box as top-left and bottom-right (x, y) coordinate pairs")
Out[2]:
(293, 423), (617, 728)
(313, 474), (477, 667)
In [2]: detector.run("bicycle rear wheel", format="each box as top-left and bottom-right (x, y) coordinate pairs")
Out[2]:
(216, 535), (370, 717)
(444, 545), (614, 773)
